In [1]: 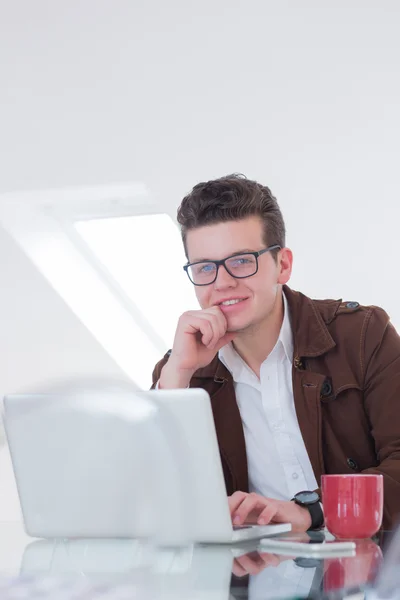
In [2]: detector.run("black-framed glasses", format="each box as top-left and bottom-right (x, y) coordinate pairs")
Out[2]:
(183, 245), (281, 286)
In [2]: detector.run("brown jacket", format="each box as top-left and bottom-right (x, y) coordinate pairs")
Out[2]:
(152, 286), (400, 529)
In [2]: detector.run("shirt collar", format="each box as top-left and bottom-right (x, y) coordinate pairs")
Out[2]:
(280, 290), (294, 362)
(219, 290), (294, 377)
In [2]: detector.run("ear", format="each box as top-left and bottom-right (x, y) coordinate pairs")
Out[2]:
(277, 247), (293, 285)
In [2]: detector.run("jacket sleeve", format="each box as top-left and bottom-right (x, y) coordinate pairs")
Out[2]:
(362, 306), (400, 529)
(150, 353), (170, 389)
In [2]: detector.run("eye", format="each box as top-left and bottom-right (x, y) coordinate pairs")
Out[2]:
(236, 257), (251, 265)
(230, 256), (253, 268)
(200, 263), (215, 273)
(192, 262), (216, 275)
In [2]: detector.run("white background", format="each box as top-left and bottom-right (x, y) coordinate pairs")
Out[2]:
(0, 0), (399, 562)
(1, 1), (399, 314)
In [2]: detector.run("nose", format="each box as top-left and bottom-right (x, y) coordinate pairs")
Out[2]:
(213, 264), (238, 290)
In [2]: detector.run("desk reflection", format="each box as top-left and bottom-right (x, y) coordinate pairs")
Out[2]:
(19, 535), (382, 600)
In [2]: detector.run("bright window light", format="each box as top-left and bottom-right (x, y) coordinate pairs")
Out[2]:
(74, 214), (198, 350)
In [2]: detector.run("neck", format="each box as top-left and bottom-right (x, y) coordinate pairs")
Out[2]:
(232, 288), (284, 378)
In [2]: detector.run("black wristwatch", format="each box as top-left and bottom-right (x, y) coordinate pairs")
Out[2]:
(292, 490), (324, 530)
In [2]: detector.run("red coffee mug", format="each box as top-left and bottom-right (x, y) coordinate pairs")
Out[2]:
(321, 474), (383, 539)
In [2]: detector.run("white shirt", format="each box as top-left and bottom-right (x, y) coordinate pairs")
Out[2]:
(219, 292), (318, 500)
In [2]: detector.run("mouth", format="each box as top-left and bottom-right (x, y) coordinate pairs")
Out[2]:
(217, 298), (248, 306)
(215, 297), (250, 313)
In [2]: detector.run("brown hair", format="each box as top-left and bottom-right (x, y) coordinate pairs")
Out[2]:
(177, 174), (286, 259)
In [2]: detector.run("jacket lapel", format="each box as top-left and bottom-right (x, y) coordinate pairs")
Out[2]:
(292, 368), (327, 485)
(191, 358), (249, 493)
(284, 286), (339, 485)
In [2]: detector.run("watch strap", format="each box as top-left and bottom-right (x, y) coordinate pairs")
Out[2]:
(306, 501), (324, 530)
(292, 492), (324, 530)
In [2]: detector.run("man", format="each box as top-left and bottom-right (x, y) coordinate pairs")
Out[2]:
(152, 174), (400, 531)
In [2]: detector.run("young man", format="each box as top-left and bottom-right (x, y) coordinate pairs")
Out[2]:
(152, 174), (400, 531)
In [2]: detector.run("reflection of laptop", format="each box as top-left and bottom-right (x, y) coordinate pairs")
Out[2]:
(147, 389), (291, 543)
(20, 539), (239, 600)
(21, 538), (237, 576)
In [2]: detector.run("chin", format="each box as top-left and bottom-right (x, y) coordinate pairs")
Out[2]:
(226, 319), (253, 334)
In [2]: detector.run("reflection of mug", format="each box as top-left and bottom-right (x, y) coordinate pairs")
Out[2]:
(321, 474), (383, 539)
(324, 539), (383, 592)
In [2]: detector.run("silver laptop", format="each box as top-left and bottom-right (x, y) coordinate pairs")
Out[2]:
(3, 389), (290, 543)
(148, 389), (291, 543)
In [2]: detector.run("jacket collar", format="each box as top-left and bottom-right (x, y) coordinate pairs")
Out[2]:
(191, 285), (339, 380)
(284, 285), (338, 358)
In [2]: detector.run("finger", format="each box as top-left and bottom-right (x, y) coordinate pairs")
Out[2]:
(202, 311), (227, 348)
(232, 558), (248, 578)
(257, 501), (280, 525)
(199, 319), (215, 347)
(233, 554), (266, 576)
(228, 491), (248, 516)
(205, 318), (224, 348)
(191, 314), (223, 349)
(258, 553), (282, 568)
(213, 332), (236, 352)
(184, 316), (215, 347)
(206, 305), (228, 331)
(233, 494), (266, 525)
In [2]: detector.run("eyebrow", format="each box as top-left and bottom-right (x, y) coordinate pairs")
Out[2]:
(190, 249), (257, 263)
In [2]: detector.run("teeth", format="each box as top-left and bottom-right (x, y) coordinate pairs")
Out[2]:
(221, 299), (244, 306)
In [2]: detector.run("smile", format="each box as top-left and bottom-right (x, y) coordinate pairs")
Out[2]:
(219, 299), (246, 306)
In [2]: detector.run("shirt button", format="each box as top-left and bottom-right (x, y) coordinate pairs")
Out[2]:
(292, 472), (299, 480)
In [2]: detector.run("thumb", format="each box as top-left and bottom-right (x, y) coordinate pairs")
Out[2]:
(214, 332), (236, 353)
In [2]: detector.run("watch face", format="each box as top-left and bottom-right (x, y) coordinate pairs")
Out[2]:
(296, 491), (319, 504)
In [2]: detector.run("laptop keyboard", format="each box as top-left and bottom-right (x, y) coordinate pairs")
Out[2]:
(0, 576), (143, 599)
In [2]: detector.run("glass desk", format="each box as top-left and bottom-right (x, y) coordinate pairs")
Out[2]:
(0, 522), (392, 599)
